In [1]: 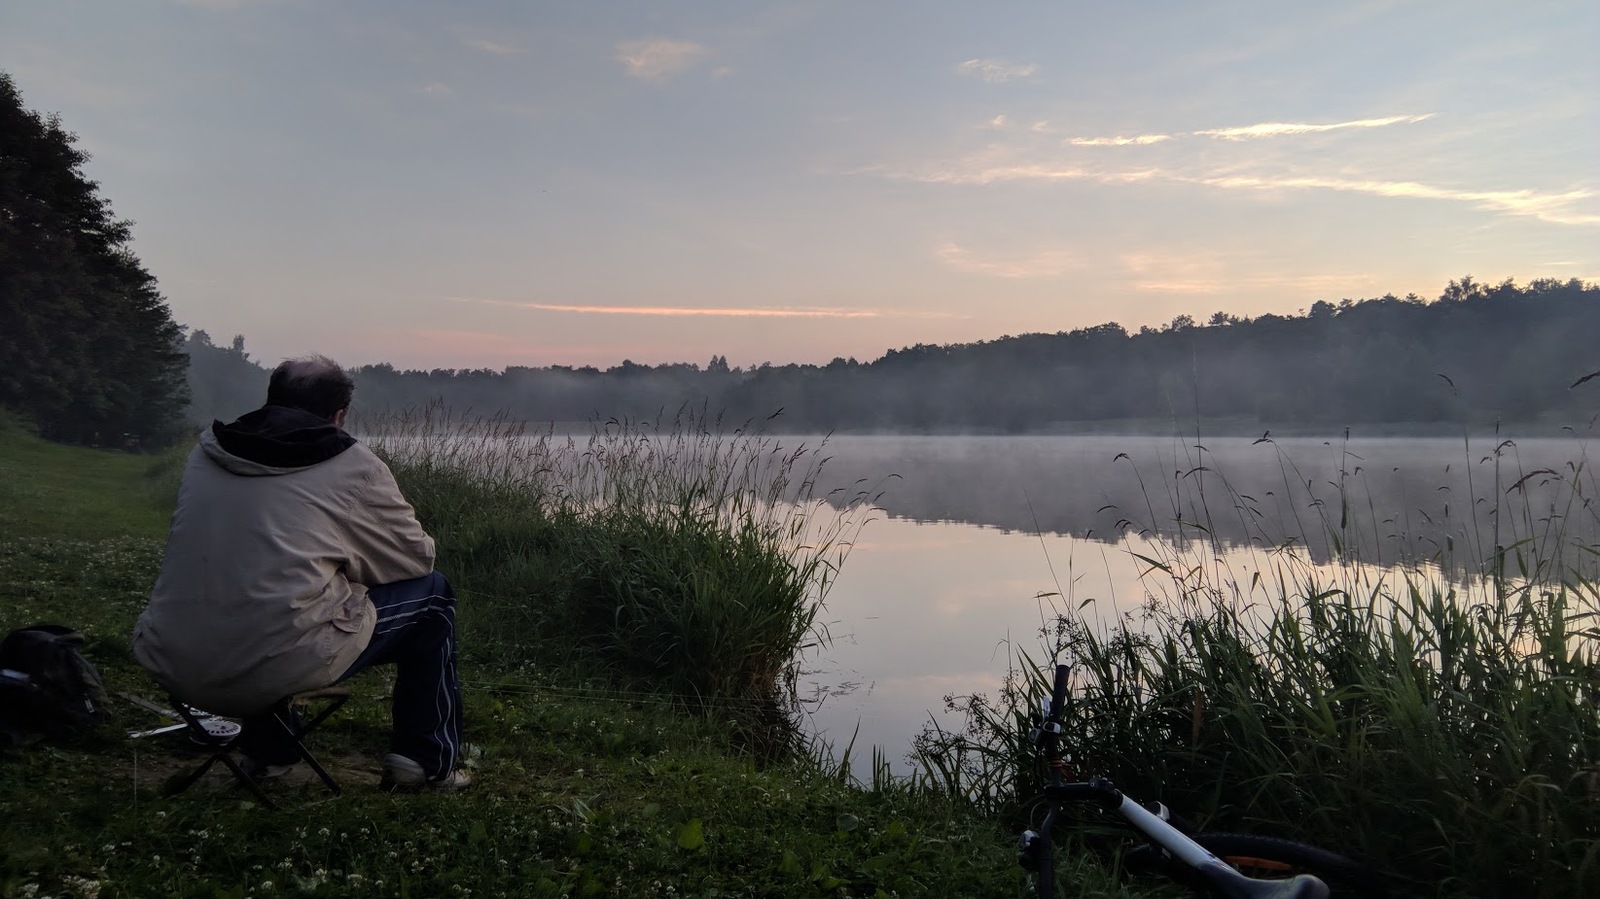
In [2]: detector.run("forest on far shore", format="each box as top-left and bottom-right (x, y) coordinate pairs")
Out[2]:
(188, 276), (1600, 435)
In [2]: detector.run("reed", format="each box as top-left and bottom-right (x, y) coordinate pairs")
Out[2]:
(361, 403), (881, 721)
(915, 429), (1600, 897)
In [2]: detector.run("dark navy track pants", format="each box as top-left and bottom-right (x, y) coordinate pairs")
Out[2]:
(337, 570), (463, 779)
(237, 571), (463, 779)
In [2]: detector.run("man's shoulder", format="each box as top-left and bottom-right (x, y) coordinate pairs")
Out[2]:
(330, 442), (405, 491)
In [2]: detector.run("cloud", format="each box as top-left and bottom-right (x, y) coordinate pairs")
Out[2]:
(1119, 256), (1371, 295)
(881, 160), (1159, 188)
(868, 128), (1598, 226)
(955, 59), (1039, 83)
(938, 242), (1081, 279)
(1191, 174), (1600, 225)
(1195, 114), (1436, 140)
(1115, 253), (1224, 294)
(455, 298), (954, 319)
(616, 38), (710, 81)
(1066, 134), (1173, 147)
(420, 82), (452, 97)
(1067, 114), (1434, 148)
(464, 38), (523, 56)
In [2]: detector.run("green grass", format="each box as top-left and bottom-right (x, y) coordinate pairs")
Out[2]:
(0, 417), (1154, 899)
(0, 413), (184, 541)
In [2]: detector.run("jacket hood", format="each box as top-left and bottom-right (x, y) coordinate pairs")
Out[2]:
(205, 405), (356, 475)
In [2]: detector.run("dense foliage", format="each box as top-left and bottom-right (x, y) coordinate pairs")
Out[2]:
(181, 329), (266, 425)
(0, 73), (188, 447)
(193, 277), (1595, 432)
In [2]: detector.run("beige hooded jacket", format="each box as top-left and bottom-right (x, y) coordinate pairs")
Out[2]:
(132, 420), (434, 715)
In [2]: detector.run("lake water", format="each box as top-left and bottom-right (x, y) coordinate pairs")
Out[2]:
(790, 432), (1600, 778)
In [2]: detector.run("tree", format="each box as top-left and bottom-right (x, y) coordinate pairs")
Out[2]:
(183, 329), (268, 425)
(0, 71), (189, 446)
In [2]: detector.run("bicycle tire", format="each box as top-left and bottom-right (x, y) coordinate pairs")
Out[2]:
(1189, 833), (1383, 896)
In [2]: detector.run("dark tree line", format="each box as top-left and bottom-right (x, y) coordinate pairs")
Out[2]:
(286, 277), (1592, 434)
(0, 73), (188, 447)
(108, 270), (1600, 437)
(182, 329), (267, 427)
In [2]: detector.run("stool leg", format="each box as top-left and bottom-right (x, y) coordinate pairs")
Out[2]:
(167, 698), (279, 810)
(165, 752), (221, 796)
(219, 753), (279, 809)
(273, 704), (342, 796)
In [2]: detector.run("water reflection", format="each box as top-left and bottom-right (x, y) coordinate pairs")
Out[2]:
(795, 433), (1600, 779)
(809, 434), (1600, 574)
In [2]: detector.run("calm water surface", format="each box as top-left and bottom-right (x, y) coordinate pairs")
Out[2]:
(793, 432), (1600, 777)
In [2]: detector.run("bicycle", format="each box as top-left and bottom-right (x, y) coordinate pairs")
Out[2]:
(1017, 664), (1378, 898)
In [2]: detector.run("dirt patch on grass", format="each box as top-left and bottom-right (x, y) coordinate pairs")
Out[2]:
(117, 738), (382, 803)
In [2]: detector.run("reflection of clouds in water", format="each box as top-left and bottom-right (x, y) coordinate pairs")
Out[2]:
(845, 528), (987, 553)
(804, 513), (1119, 778)
(931, 576), (1056, 617)
(802, 667), (1004, 777)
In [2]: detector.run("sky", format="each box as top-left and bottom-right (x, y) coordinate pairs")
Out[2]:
(3, 0), (1597, 371)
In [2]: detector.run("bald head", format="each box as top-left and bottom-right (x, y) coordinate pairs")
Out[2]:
(266, 355), (354, 420)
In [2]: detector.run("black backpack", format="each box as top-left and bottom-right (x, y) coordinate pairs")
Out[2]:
(0, 624), (112, 747)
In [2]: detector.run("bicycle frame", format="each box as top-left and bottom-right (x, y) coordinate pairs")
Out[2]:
(1020, 664), (1329, 899)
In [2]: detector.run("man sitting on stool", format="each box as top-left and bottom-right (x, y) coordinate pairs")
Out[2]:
(132, 355), (469, 791)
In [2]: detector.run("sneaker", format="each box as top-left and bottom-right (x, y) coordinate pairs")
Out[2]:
(381, 753), (472, 793)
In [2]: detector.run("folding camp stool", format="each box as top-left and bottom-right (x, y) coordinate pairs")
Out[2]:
(164, 687), (350, 809)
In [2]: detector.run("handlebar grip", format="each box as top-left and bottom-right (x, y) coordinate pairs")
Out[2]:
(1049, 664), (1070, 719)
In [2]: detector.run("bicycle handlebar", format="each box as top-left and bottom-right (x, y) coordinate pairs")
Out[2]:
(1026, 662), (1333, 899)
(1037, 779), (1330, 898)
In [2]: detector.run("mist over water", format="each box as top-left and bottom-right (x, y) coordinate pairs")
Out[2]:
(807, 433), (1600, 571)
(795, 432), (1600, 778)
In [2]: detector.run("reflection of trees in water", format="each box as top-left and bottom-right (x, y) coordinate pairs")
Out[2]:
(810, 434), (1600, 578)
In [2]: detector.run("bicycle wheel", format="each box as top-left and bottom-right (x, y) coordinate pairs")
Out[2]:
(1189, 833), (1383, 896)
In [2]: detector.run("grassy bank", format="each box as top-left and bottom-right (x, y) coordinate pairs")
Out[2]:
(0, 416), (1151, 899)
(361, 406), (880, 722)
(915, 432), (1600, 898)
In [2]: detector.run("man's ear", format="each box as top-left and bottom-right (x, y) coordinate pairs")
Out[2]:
(333, 408), (349, 428)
